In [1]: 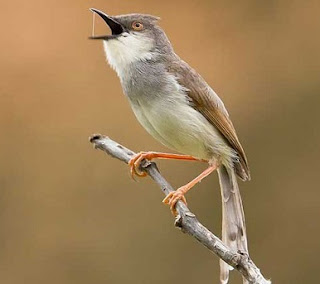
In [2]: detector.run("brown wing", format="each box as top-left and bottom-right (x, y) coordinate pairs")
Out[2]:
(168, 59), (250, 181)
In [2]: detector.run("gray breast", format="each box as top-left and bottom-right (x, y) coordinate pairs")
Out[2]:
(121, 60), (174, 101)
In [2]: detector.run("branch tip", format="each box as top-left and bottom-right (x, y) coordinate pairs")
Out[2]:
(89, 134), (104, 143)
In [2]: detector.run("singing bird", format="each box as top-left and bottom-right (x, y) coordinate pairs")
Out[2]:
(89, 8), (250, 283)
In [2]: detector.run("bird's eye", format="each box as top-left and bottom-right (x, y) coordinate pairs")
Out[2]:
(132, 21), (144, 31)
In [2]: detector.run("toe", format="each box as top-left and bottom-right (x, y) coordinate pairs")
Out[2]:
(130, 167), (136, 181)
(170, 207), (178, 216)
(169, 201), (177, 213)
(162, 192), (173, 204)
(169, 196), (180, 211)
(128, 152), (148, 179)
(180, 195), (187, 205)
(168, 192), (187, 211)
(134, 158), (145, 176)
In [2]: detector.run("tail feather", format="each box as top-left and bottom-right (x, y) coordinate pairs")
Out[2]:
(218, 165), (248, 284)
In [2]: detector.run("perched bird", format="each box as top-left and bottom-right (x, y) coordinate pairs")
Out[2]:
(90, 8), (250, 284)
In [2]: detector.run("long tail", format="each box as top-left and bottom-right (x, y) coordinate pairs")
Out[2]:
(218, 165), (248, 284)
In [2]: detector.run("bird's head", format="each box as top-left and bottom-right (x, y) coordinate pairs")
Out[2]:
(89, 8), (170, 75)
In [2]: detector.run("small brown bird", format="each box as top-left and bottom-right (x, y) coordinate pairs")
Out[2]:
(90, 8), (250, 284)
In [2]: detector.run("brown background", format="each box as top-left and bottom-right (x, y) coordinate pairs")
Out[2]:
(1, 0), (320, 283)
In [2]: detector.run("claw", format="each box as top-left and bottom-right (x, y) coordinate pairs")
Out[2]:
(128, 152), (149, 180)
(163, 188), (188, 215)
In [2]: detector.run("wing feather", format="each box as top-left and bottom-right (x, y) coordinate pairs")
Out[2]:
(168, 59), (250, 180)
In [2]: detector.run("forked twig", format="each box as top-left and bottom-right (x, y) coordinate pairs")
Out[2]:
(89, 134), (271, 284)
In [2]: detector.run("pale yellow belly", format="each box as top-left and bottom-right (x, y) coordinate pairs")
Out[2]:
(130, 97), (234, 163)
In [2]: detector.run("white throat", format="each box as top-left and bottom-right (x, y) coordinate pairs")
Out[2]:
(103, 33), (155, 77)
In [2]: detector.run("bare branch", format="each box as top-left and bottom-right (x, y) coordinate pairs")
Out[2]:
(89, 134), (271, 284)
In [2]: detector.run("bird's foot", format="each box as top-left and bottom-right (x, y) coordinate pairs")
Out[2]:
(128, 152), (153, 179)
(162, 186), (188, 215)
(128, 151), (200, 180)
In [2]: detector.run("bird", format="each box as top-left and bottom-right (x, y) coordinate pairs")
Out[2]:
(89, 8), (250, 284)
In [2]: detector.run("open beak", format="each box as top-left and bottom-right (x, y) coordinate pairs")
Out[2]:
(89, 8), (124, 40)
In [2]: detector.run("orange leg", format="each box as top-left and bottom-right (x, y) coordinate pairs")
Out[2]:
(128, 151), (204, 179)
(163, 163), (218, 215)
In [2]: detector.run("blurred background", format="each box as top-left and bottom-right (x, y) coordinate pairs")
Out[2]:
(1, 0), (319, 283)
